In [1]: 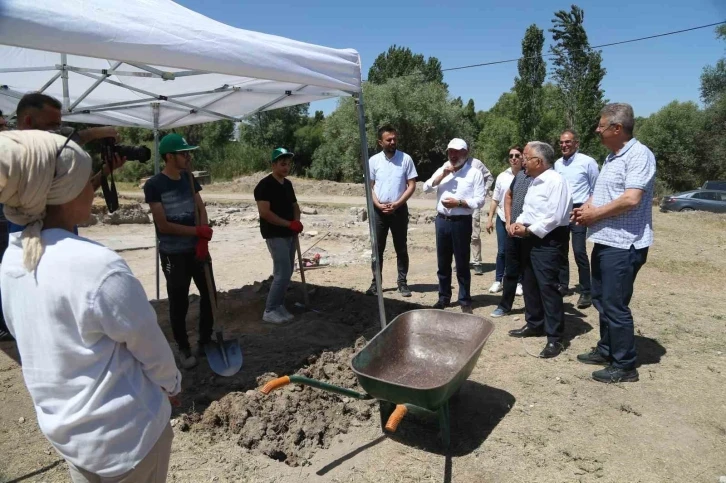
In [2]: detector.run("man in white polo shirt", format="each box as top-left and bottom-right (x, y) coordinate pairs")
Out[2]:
(366, 125), (418, 298)
(423, 138), (486, 313)
(555, 129), (599, 308)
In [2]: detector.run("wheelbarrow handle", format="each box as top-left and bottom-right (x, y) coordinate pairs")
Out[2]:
(260, 376), (291, 394)
(384, 404), (409, 433)
(260, 375), (373, 400)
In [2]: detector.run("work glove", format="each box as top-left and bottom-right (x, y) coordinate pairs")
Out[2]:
(289, 220), (304, 234)
(196, 224), (213, 240)
(195, 238), (209, 261)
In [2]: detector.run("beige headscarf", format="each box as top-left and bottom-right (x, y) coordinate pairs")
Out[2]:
(0, 130), (92, 271)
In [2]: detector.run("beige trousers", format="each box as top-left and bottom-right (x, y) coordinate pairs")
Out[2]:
(67, 423), (173, 483)
(471, 208), (482, 265)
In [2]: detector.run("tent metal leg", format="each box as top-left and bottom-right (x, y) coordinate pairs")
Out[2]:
(60, 54), (69, 111)
(153, 103), (161, 300)
(356, 93), (387, 330)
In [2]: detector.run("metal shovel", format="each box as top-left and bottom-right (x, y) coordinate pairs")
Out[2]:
(188, 169), (242, 376)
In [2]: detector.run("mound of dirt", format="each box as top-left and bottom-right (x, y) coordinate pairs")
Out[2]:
(200, 337), (376, 467)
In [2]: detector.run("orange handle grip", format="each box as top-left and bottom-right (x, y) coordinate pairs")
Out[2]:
(260, 376), (291, 395)
(384, 405), (408, 432)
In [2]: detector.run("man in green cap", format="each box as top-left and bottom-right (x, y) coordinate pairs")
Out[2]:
(144, 133), (214, 369)
(254, 148), (303, 324)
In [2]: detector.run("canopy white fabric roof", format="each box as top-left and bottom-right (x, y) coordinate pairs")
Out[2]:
(0, 0), (362, 128)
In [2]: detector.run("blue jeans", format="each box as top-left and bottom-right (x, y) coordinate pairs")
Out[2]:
(591, 244), (648, 370)
(265, 237), (296, 312)
(435, 215), (473, 306)
(494, 217), (507, 281)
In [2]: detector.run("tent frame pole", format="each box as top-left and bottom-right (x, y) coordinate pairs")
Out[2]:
(355, 93), (387, 330)
(152, 102), (161, 300)
(60, 54), (70, 111)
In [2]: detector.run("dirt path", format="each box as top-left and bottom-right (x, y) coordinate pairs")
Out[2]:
(1, 196), (725, 483)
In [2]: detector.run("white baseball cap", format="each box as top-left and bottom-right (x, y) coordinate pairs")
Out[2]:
(447, 138), (468, 151)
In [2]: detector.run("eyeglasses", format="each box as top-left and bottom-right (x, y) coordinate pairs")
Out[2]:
(597, 123), (616, 133)
(559, 140), (574, 145)
(173, 151), (192, 159)
(523, 156), (541, 164)
(509, 153), (522, 159)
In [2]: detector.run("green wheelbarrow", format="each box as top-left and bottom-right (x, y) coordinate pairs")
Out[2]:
(260, 309), (495, 448)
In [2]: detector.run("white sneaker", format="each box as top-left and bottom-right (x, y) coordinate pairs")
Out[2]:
(488, 281), (503, 294)
(278, 306), (294, 322)
(179, 350), (198, 369)
(263, 309), (288, 324)
(516, 283), (523, 296)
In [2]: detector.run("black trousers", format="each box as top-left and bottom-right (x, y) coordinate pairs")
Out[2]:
(498, 235), (523, 312)
(559, 203), (592, 294)
(0, 221), (8, 334)
(371, 204), (409, 285)
(521, 226), (569, 343)
(160, 252), (215, 351)
(435, 214), (473, 306)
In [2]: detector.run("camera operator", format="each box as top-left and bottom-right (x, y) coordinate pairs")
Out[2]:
(0, 130), (181, 482)
(15, 93), (127, 191)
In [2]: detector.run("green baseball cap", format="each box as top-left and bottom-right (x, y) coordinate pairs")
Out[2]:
(271, 147), (294, 162)
(159, 133), (198, 155)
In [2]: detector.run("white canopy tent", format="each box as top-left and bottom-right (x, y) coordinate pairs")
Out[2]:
(0, 0), (387, 328)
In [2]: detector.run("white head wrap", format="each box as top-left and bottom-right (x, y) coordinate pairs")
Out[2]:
(0, 130), (92, 271)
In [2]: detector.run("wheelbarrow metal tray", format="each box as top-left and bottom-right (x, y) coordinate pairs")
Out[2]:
(351, 309), (495, 411)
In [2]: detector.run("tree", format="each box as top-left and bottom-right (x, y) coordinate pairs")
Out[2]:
(514, 24), (546, 144)
(549, 5), (606, 154)
(700, 25), (726, 105)
(637, 101), (707, 192)
(239, 105), (309, 150)
(309, 74), (472, 181)
(367, 45), (446, 88)
(472, 91), (519, 176)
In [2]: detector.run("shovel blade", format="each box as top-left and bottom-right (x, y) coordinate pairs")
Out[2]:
(205, 339), (243, 377)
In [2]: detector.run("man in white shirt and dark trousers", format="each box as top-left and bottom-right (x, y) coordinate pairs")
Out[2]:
(423, 139), (486, 313)
(554, 129), (599, 308)
(573, 103), (656, 383)
(366, 125), (417, 297)
(508, 141), (573, 358)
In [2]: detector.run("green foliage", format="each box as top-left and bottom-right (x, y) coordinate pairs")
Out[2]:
(514, 24), (546, 143)
(309, 74), (473, 181)
(637, 101), (707, 192)
(367, 45), (446, 88)
(549, 5), (606, 154)
(700, 25), (726, 105)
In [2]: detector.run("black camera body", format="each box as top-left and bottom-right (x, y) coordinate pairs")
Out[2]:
(101, 139), (151, 163)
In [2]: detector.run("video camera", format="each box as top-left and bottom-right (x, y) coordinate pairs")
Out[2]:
(99, 138), (151, 213)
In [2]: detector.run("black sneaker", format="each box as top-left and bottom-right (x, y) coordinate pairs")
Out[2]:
(473, 265), (484, 276)
(0, 329), (15, 342)
(433, 300), (449, 309)
(557, 285), (572, 297)
(592, 366), (639, 383)
(460, 305), (473, 314)
(576, 293), (592, 309)
(577, 348), (610, 365)
(365, 283), (378, 296)
(398, 283), (412, 298)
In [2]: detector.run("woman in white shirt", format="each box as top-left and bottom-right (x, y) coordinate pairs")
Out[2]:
(485, 146), (523, 294)
(0, 130), (181, 482)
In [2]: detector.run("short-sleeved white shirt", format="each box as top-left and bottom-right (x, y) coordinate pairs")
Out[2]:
(369, 150), (418, 204)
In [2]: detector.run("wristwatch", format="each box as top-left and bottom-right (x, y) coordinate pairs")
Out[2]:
(457, 199), (463, 207)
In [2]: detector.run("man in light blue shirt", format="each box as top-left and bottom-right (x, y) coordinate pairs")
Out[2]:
(572, 103), (656, 384)
(367, 125), (418, 298)
(554, 129), (599, 308)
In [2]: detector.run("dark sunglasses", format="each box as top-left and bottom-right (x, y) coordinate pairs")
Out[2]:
(509, 153), (522, 159)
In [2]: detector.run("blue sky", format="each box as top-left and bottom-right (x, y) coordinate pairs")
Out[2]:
(178, 0), (726, 117)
